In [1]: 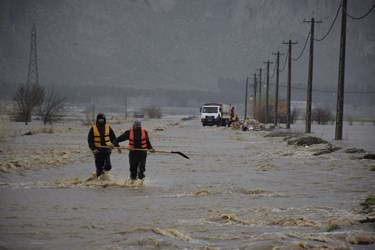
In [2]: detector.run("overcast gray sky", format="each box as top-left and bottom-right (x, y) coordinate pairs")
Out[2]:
(1, 0), (374, 92)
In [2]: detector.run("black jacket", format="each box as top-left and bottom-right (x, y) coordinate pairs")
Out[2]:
(114, 127), (153, 156)
(87, 121), (118, 151)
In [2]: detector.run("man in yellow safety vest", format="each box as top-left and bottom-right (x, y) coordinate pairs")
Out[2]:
(87, 113), (120, 178)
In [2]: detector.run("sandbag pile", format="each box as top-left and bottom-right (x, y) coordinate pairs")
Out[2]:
(231, 118), (265, 131)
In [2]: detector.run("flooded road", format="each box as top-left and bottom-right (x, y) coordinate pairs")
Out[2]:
(0, 116), (374, 249)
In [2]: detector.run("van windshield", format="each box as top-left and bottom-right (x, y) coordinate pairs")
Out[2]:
(202, 107), (218, 113)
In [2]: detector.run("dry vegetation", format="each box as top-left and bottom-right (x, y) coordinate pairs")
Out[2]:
(0, 120), (9, 142)
(312, 106), (334, 125)
(140, 105), (162, 119)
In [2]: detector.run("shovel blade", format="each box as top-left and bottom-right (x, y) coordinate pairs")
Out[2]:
(171, 151), (190, 159)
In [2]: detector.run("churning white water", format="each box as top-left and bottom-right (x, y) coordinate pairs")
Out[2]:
(0, 116), (374, 249)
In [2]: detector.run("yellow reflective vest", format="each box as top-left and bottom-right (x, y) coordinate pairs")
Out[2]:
(92, 124), (111, 148)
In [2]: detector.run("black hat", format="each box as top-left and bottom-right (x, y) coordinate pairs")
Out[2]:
(97, 113), (106, 120)
(96, 113), (106, 125)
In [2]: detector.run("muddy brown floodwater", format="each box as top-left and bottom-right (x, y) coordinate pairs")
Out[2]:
(0, 115), (374, 249)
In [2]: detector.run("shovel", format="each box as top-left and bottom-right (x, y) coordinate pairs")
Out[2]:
(98, 146), (190, 159)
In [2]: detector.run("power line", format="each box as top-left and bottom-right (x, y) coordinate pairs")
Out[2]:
(344, 91), (375, 94)
(314, 4), (342, 42)
(270, 58), (277, 79)
(344, 1), (375, 20)
(292, 32), (310, 61)
(271, 1), (373, 63)
(249, 1), (375, 106)
(269, 83), (375, 94)
(279, 49), (289, 72)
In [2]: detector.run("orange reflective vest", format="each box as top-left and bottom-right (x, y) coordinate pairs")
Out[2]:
(93, 124), (111, 148)
(129, 129), (147, 149)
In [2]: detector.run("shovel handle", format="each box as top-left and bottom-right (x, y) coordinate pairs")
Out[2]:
(97, 146), (189, 159)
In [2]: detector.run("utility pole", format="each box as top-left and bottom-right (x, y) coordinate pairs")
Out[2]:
(257, 68), (262, 115)
(125, 95), (128, 120)
(283, 39), (298, 129)
(263, 60), (273, 124)
(272, 51), (284, 127)
(335, 0), (347, 140)
(252, 73), (257, 119)
(304, 17), (322, 133)
(244, 76), (249, 120)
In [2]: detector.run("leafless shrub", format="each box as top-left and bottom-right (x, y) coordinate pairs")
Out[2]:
(312, 107), (334, 125)
(140, 105), (162, 119)
(133, 110), (144, 118)
(253, 105), (267, 123)
(82, 104), (96, 125)
(255, 101), (298, 124)
(38, 90), (66, 125)
(73, 104), (96, 125)
(13, 84), (44, 124)
(290, 108), (300, 123)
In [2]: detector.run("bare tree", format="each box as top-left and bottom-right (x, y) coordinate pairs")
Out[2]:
(38, 90), (66, 125)
(141, 105), (162, 119)
(312, 107), (334, 125)
(73, 104), (96, 125)
(85, 103), (96, 125)
(13, 84), (44, 124)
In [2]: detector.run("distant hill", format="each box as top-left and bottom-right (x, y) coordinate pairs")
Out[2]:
(1, 0), (374, 95)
